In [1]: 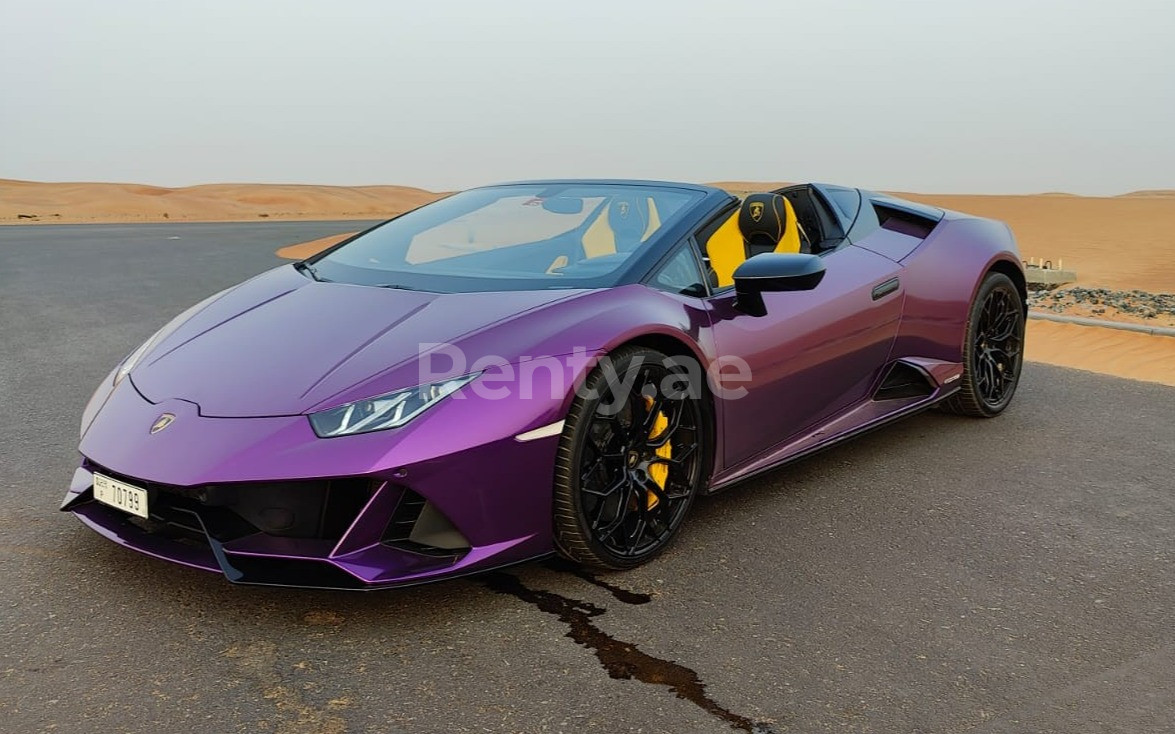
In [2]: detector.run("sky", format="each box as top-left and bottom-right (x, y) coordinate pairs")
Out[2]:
(1, 0), (1173, 195)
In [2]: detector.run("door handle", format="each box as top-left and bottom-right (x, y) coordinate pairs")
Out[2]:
(871, 278), (900, 301)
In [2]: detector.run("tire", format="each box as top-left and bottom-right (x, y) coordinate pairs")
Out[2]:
(553, 346), (706, 570)
(940, 272), (1025, 417)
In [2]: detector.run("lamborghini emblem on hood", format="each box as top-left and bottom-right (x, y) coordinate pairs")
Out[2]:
(150, 413), (175, 434)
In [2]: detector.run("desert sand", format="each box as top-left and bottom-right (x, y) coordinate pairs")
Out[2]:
(4, 178), (1173, 387)
(904, 191), (1175, 293)
(276, 232), (357, 260)
(0, 179), (440, 224)
(1025, 321), (1175, 387)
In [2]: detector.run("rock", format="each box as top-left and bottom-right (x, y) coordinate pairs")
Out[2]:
(1033, 285), (1175, 324)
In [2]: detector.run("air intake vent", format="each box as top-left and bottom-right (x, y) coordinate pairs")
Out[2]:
(873, 362), (935, 401)
(381, 489), (469, 557)
(874, 203), (938, 239)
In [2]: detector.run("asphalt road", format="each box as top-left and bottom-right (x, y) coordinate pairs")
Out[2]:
(2, 222), (1173, 734)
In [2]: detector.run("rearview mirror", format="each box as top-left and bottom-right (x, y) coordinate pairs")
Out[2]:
(733, 253), (826, 317)
(541, 197), (584, 215)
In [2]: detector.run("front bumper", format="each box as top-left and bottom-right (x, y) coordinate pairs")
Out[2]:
(62, 377), (563, 589)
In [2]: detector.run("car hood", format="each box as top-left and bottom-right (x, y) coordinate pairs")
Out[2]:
(131, 265), (596, 417)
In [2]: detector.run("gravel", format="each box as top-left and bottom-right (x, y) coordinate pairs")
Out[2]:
(1027, 286), (1175, 321)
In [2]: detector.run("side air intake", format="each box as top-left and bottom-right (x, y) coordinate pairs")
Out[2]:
(873, 361), (936, 401)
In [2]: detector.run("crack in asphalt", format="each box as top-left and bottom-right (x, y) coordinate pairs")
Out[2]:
(541, 558), (653, 605)
(484, 572), (778, 733)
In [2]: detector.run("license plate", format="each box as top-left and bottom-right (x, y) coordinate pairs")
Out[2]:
(93, 473), (149, 519)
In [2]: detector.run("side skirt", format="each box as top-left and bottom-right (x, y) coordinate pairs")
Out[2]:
(705, 385), (959, 494)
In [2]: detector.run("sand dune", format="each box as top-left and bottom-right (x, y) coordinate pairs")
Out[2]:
(1025, 321), (1175, 387)
(1118, 190), (1175, 198)
(902, 192), (1175, 293)
(0, 179), (442, 224)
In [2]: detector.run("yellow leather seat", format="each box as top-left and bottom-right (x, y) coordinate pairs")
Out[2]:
(581, 197), (662, 258)
(705, 193), (801, 287)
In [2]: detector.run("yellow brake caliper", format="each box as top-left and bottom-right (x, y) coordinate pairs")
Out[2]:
(643, 396), (672, 510)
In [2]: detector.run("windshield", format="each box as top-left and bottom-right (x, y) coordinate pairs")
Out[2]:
(311, 183), (703, 292)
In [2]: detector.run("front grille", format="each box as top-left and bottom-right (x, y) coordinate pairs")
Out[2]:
(87, 462), (377, 544)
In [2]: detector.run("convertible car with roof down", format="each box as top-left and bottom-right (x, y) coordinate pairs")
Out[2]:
(63, 179), (1025, 589)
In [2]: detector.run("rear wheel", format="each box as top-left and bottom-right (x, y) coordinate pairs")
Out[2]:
(553, 346), (705, 570)
(941, 272), (1025, 417)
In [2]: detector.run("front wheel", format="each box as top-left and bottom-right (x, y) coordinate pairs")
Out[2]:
(941, 272), (1025, 417)
(553, 346), (706, 570)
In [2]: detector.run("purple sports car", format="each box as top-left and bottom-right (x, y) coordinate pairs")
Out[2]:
(63, 180), (1025, 589)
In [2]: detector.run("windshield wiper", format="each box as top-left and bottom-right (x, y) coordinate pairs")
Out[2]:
(374, 283), (421, 292)
(294, 261), (326, 282)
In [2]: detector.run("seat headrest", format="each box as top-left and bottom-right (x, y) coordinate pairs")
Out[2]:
(607, 196), (649, 251)
(738, 193), (788, 252)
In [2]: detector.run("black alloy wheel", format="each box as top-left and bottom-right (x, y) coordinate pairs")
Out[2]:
(942, 272), (1025, 417)
(553, 346), (706, 569)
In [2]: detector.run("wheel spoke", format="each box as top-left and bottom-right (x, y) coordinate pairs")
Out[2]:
(988, 346), (1014, 365)
(638, 391), (665, 435)
(987, 362), (1002, 399)
(592, 413), (631, 448)
(985, 357), (1002, 401)
(582, 474), (627, 499)
(643, 477), (670, 508)
(646, 401), (685, 449)
(642, 476), (691, 529)
(974, 357), (991, 394)
(624, 513), (648, 555)
(589, 495), (613, 532)
(579, 454), (604, 486)
(648, 441), (698, 468)
(591, 483), (633, 536)
(987, 309), (1019, 342)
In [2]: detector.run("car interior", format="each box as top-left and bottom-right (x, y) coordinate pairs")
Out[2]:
(328, 183), (850, 293)
(697, 185), (850, 289)
(700, 194), (799, 287)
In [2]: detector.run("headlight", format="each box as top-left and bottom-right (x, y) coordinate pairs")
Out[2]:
(112, 290), (226, 386)
(308, 373), (480, 438)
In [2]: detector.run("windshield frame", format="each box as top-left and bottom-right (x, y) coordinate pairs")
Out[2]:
(305, 180), (721, 294)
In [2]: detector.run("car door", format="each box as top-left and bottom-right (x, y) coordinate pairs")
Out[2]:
(706, 243), (905, 469)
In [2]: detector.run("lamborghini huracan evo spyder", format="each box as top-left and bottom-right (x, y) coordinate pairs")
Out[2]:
(63, 180), (1026, 589)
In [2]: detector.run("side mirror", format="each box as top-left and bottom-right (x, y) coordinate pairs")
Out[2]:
(733, 253), (826, 317)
